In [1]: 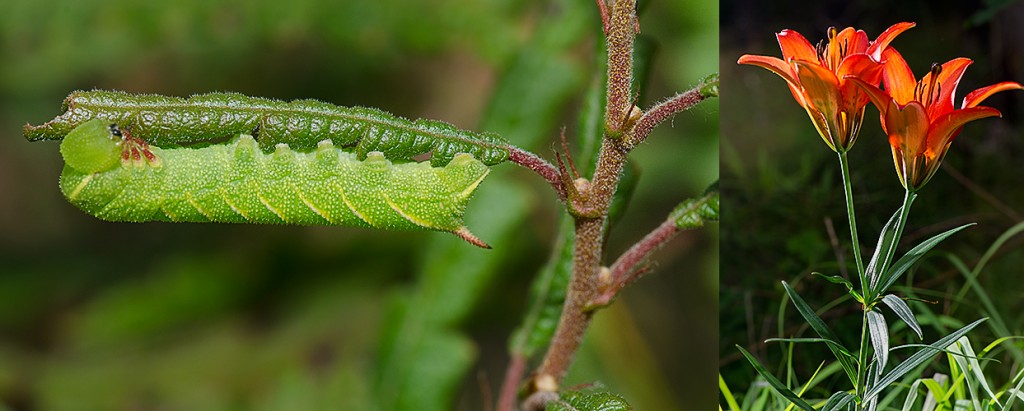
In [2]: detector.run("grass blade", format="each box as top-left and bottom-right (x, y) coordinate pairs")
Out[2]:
(736, 346), (816, 411)
(781, 281), (858, 385)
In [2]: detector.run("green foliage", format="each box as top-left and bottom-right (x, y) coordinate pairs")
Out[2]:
(373, 181), (531, 411)
(670, 181), (719, 229)
(28, 90), (511, 166)
(548, 388), (632, 411)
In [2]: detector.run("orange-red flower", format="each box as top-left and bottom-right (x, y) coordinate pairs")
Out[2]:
(738, 22), (915, 152)
(851, 48), (1023, 190)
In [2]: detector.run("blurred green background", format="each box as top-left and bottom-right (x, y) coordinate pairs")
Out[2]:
(0, 0), (718, 410)
(721, 0), (1024, 403)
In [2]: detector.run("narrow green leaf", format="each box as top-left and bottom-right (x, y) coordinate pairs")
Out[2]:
(670, 181), (719, 229)
(948, 336), (996, 406)
(26, 90), (511, 166)
(876, 224), (974, 296)
(373, 182), (531, 411)
(820, 391), (856, 411)
(812, 272), (854, 288)
(548, 389), (632, 411)
(781, 281), (858, 386)
(509, 218), (573, 357)
(867, 309), (890, 373)
(881, 294), (922, 340)
(736, 346), (816, 411)
(864, 318), (987, 402)
(1002, 367), (1024, 409)
(720, 374), (743, 411)
(865, 208), (901, 292)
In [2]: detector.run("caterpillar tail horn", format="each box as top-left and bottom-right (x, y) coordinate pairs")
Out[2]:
(454, 227), (490, 249)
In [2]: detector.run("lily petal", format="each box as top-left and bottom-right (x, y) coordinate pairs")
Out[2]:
(836, 28), (870, 54)
(737, 54), (799, 85)
(922, 58), (971, 119)
(883, 101), (929, 158)
(837, 54), (883, 108)
(880, 48), (917, 105)
(848, 76), (894, 116)
(867, 22), (916, 61)
(777, 29), (819, 64)
(794, 59), (841, 118)
(962, 81), (1024, 108)
(925, 106), (1001, 157)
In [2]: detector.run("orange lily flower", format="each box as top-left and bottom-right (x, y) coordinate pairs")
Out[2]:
(851, 48), (1023, 190)
(738, 22), (915, 152)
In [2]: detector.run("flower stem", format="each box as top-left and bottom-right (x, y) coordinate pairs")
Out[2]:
(877, 189), (917, 283)
(855, 309), (870, 407)
(838, 151), (866, 291)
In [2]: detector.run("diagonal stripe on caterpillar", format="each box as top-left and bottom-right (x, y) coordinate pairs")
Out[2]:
(59, 119), (491, 247)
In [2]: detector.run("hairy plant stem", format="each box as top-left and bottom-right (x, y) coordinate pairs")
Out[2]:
(497, 354), (527, 411)
(534, 140), (627, 388)
(838, 150), (866, 292)
(593, 217), (678, 307)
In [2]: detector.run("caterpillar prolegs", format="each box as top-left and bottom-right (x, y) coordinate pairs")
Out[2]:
(59, 119), (492, 247)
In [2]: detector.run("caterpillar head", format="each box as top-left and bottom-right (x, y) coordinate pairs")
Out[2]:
(59, 118), (122, 173)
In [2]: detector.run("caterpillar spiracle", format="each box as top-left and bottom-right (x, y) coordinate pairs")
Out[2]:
(59, 119), (492, 247)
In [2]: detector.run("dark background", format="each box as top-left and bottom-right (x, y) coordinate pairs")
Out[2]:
(721, 0), (1024, 403)
(0, 0), (719, 410)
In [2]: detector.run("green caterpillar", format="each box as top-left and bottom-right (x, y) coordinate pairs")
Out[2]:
(26, 90), (510, 166)
(59, 119), (491, 247)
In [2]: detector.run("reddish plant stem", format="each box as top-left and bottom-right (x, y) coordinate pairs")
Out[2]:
(627, 87), (710, 149)
(604, 0), (637, 137)
(528, 0), (635, 402)
(591, 218), (678, 307)
(506, 145), (566, 201)
(496, 354), (528, 411)
(532, 138), (628, 388)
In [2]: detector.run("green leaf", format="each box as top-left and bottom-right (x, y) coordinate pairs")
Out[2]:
(820, 391), (856, 411)
(26, 90), (511, 166)
(864, 318), (987, 402)
(719, 374), (742, 411)
(781, 281), (858, 386)
(947, 336), (996, 406)
(736, 346), (816, 411)
(699, 72), (720, 98)
(875, 224), (974, 296)
(509, 218), (573, 358)
(670, 181), (719, 229)
(867, 309), (890, 373)
(881, 294), (922, 340)
(865, 208), (901, 292)
(373, 182), (531, 411)
(548, 389), (632, 411)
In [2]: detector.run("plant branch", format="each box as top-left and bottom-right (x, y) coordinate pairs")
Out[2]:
(626, 76), (718, 149)
(497, 354), (528, 411)
(506, 145), (567, 201)
(603, 0), (637, 138)
(592, 218), (677, 307)
(526, 0), (636, 407)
